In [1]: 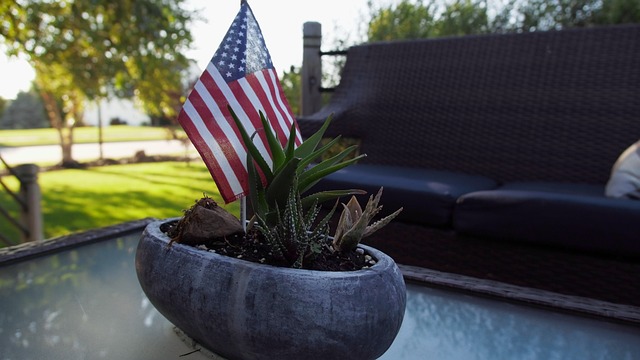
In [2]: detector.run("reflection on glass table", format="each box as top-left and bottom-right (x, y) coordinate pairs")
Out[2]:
(1, 232), (639, 360)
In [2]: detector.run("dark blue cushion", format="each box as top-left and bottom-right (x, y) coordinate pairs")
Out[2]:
(307, 164), (497, 227)
(454, 182), (640, 257)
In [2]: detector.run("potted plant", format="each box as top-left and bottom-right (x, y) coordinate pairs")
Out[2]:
(135, 109), (406, 360)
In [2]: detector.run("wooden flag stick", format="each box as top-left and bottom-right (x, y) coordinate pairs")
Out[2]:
(240, 196), (247, 231)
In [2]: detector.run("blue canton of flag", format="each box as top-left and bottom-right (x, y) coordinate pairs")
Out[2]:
(212, 9), (273, 82)
(177, 1), (301, 204)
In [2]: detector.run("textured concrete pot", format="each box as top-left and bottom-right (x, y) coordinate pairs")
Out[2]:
(136, 219), (406, 360)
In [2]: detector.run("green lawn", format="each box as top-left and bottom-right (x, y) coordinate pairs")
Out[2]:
(0, 125), (185, 147)
(0, 161), (239, 247)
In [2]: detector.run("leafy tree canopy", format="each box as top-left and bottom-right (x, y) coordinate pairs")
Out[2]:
(0, 90), (48, 129)
(0, 0), (196, 164)
(1, 0), (195, 116)
(366, 0), (640, 42)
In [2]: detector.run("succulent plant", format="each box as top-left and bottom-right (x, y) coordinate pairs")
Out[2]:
(228, 107), (365, 229)
(332, 187), (403, 252)
(228, 108), (403, 267)
(253, 176), (336, 268)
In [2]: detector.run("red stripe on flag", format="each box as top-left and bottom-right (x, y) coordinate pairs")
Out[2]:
(186, 85), (248, 190)
(177, 108), (239, 201)
(197, 71), (249, 175)
(226, 80), (275, 161)
(244, 72), (289, 146)
(198, 70), (244, 148)
(269, 73), (302, 146)
(260, 69), (299, 146)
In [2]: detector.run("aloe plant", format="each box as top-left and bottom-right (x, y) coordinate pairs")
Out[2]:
(253, 176), (336, 268)
(228, 107), (365, 229)
(228, 108), (405, 267)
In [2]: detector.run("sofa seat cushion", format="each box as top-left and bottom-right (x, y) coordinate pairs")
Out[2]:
(454, 182), (640, 257)
(308, 164), (498, 227)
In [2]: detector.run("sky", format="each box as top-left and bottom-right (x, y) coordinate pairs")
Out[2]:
(0, 0), (378, 100)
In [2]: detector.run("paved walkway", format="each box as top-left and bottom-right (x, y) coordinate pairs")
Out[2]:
(0, 140), (197, 165)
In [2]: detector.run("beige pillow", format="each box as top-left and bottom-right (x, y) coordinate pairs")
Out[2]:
(605, 140), (640, 200)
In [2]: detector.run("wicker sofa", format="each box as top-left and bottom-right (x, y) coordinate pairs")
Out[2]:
(297, 24), (640, 307)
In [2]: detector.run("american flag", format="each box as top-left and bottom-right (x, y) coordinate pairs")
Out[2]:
(178, 1), (301, 204)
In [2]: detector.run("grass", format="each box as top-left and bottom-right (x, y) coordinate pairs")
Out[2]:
(0, 161), (240, 247)
(0, 125), (185, 147)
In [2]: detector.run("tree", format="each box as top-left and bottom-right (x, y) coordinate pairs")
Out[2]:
(0, 0), (195, 166)
(367, 0), (437, 41)
(0, 96), (6, 119)
(0, 90), (48, 129)
(281, 66), (301, 116)
(367, 0), (490, 41)
(437, 0), (489, 37)
(366, 0), (640, 42)
(595, 0), (640, 24)
(491, 0), (640, 32)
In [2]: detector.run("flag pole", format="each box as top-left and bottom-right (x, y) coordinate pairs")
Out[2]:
(239, 0), (247, 230)
(240, 196), (247, 231)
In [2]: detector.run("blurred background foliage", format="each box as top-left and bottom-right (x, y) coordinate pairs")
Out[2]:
(1, 0), (637, 123)
(0, 0), (197, 165)
(0, 0), (637, 244)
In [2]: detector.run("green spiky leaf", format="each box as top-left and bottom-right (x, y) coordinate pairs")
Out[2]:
(298, 154), (367, 193)
(259, 110), (286, 171)
(228, 106), (273, 182)
(301, 189), (367, 209)
(294, 114), (333, 159)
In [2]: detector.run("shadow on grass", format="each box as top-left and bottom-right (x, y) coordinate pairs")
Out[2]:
(82, 163), (213, 189)
(0, 161), (240, 244)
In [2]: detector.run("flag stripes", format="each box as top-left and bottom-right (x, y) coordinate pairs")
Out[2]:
(179, 66), (298, 203)
(177, 2), (300, 203)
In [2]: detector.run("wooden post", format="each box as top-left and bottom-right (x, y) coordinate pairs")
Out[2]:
(15, 164), (43, 243)
(301, 22), (322, 116)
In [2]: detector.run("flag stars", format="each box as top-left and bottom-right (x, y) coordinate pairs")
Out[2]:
(210, 4), (274, 80)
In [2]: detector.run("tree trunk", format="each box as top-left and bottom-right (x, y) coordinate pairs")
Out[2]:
(39, 89), (78, 167)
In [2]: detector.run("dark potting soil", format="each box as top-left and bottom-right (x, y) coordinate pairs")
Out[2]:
(160, 220), (373, 271)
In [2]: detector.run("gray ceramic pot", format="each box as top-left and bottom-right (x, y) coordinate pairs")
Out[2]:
(136, 219), (406, 360)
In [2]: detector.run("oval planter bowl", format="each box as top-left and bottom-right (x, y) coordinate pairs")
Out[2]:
(136, 219), (407, 360)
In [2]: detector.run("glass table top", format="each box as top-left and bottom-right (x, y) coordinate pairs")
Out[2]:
(1, 231), (639, 360)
